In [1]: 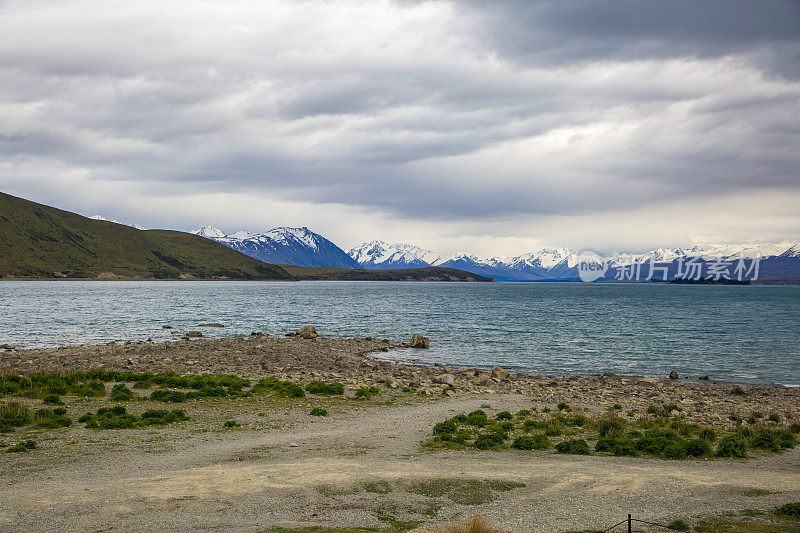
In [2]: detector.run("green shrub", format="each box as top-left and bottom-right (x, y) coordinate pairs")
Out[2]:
(647, 405), (660, 415)
(717, 435), (747, 458)
(753, 411), (764, 418)
(557, 402), (571, 412)
(34, 408), (72, 429)
(776, 502), (800, 517)
(542, 407), (551, 413)
(354, 386), (380, 399)
(612, 404), (622, 410)
(6, 444), (29, 453)
(110, 384), (135, 401)
(511, 434), (550, 450)
(685, 438), (712, 457)
(668, 519), (689, 531)
(149, 390), (187, 403)
(433, 420), (457, 436)
(595, 437), (638, 457)
(768, 413), (781, 423)
(0, 401), (32, 432)
(496, 411), (512, 420)
(140, 409), (188, 425)
(750, 430), (782, 452)
(310, 408), (328, 416)
(250, 378), (305, 398)
(662, 442), (688, 460)
(223, 420), (240, 428)
(467, 410), (488, 427)
(698, 428), (716, 442)
(516, 409), (531, 418)
(473, 432), (505, 450)
(82, 406), (138, 429)
(305, 381), (344, 395)
(598, 417), (624, 437)
(562, 414), (588, 427)
(555, 439), (591, 455)
(42, 394), (64, 405)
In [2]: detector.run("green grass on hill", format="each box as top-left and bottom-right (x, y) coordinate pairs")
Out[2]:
(0, 192), (293, 280)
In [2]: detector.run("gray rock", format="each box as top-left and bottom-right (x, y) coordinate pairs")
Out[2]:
(669, 370), (679, 380)
(197, 323), (225, 328)
(699, 375), (709, 380)
(409, 334), (429, 348)
(186, 331), (203, 338)
(432, 374), (455, 386)
(491, 366), (510, 381)
(295, 325), (318, 339)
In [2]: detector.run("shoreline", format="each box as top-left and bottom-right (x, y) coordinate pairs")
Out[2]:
(2, 333), (796, 390)
(2, 334), (799, 425)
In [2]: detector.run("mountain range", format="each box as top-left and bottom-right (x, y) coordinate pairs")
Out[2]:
(190, 226), (800, 283)
(0, 193), (489, 281)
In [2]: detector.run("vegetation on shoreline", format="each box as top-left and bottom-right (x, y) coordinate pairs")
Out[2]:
(426, 403), (798, 460)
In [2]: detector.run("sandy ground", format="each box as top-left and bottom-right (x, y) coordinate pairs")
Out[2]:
(2, 392), (800, 533)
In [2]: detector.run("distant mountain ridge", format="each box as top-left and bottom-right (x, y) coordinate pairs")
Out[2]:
(0, 193), (293, 280)
(187, 223), (800, 282)
(190, 226), (358, 268)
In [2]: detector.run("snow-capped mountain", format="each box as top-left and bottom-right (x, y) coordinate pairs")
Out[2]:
(190, 226), (358, 268)
(347, 241), (440, 269)
(187, 222), (800, 282)
(89, 215), (146, 230)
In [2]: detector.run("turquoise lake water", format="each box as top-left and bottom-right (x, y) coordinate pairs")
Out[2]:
(1, 281), (798, 386)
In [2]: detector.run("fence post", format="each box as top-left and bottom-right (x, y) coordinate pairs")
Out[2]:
(628, 514), (632, 533)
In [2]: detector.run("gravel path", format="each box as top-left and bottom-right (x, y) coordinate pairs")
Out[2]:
(2, 393), (800, 532)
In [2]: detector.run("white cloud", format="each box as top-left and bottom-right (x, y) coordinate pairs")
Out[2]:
(1, 0), (798, 255)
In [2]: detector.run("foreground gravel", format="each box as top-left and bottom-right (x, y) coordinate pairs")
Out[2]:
(1, 335), (799, 532)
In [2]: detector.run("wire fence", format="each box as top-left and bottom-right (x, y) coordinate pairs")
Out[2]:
(602, 514), (676, 532)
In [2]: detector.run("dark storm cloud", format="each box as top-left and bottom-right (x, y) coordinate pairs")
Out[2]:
(0, 0), (798, 232)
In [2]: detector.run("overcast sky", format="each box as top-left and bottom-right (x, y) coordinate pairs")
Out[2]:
(1, 0), (799, 256)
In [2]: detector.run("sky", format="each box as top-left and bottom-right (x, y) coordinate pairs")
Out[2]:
(1, 0), (799, 257)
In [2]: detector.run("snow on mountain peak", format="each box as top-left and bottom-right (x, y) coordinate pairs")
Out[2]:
(263, 226), (319, 250)
(348, 240), (440, 267)
(190, 225), (226, 239)
(89, 215), (145, 230)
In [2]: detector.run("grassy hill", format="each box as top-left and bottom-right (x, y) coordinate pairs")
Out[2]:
(0, 192), (293, 280)
(281, 265), (494, 282)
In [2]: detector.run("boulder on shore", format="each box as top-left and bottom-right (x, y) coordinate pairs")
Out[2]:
(410, 335), (429, 348)
(295, 325), (318, 339)
(669, 370), (679, 380)
(0, 344), (15, 350)
(185, 331), (203, 338)
(491, 366), (510, 381)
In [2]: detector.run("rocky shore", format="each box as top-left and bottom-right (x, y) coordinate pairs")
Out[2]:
(2, 331), (798, 430)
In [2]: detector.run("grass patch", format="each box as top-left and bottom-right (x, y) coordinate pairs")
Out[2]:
(404, 479), (522, 505)
(79, 405), (188, 429)
(34, 407), (72, 429)
(5, 439), (37, 453)
(252, 378), (305, 398)
(354, 386), (380, 399)
(310, 407), (328, 416)
(110, 384), (135, 401)
(0, 401), (32, 433)
(305, 382), (344, 395)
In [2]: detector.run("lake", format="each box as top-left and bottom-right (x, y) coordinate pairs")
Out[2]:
(1, 280), (798, 386)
